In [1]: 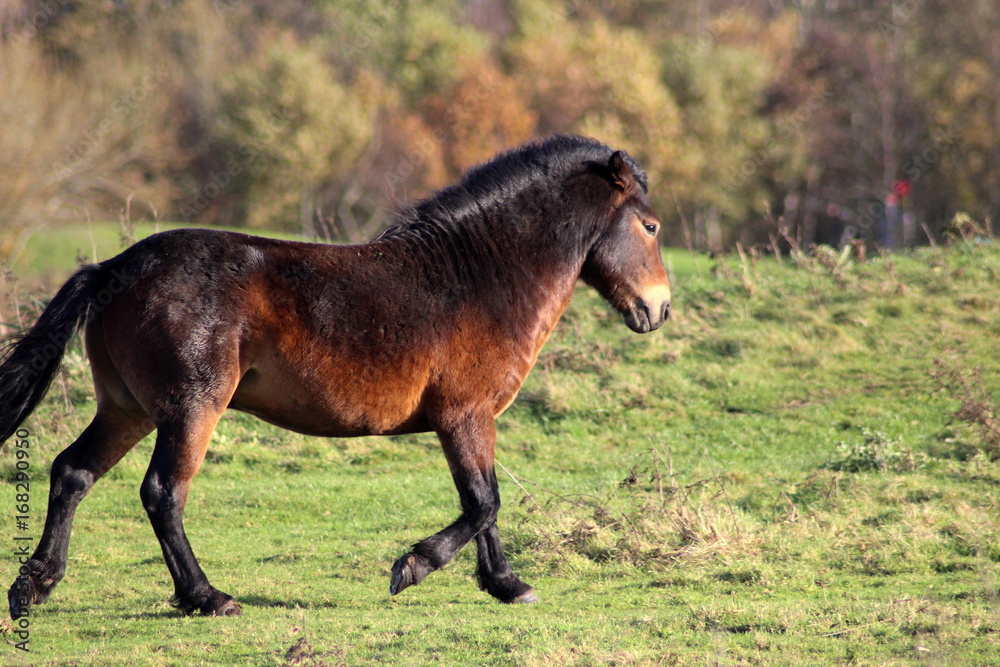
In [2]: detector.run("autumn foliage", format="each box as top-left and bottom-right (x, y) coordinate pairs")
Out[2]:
(1, 0), (997, 248)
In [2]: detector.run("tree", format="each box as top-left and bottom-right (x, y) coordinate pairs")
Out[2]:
(507, 0), (684, 235)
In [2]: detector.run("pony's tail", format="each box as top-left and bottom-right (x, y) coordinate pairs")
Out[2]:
(0, 265), (107, 444)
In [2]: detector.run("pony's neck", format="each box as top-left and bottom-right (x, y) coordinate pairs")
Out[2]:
(383, 180), (598, 288)
(448, 187), (597, 341)
(378, 184), (597, 343)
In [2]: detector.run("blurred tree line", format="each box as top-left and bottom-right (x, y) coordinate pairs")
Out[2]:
(0, 0), (997, 250)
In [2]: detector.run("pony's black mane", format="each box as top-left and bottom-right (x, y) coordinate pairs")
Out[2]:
(378, 135), (647, 243)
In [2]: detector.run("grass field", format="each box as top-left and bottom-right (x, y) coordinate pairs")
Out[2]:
(1, 226), (999, 665)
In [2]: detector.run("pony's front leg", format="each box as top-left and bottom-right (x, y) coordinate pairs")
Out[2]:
(474, 519), (537, 603)
(389, 414), (536, 603)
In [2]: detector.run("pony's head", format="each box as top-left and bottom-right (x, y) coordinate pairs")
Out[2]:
(581, 151), (671, 333)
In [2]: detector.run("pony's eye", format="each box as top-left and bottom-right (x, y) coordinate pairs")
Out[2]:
(643, 223), (658, 236)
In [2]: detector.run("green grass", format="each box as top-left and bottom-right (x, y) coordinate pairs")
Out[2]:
(2, 222), (308, 290)
(2, 227), (1000, 665)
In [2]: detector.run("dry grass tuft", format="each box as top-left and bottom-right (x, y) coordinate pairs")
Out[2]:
(932, 361), (1000, 460)
(501, 446), (751, 569)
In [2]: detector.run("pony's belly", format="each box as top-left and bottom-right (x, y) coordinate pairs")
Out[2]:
(228, 394), (430, 437)
(230, 402), (431, 437)
(230, 367), (430, 437)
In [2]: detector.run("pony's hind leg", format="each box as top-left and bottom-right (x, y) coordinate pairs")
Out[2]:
(140, 409), (239, 616)
(8, 408), (152, 619)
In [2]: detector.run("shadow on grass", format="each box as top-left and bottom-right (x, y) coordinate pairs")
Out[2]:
(234, 594), (345, 610)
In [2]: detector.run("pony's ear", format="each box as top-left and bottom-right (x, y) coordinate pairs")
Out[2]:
(606, 151), (636, 192)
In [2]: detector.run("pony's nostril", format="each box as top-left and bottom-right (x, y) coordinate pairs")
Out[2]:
(662, 302), (671, 322)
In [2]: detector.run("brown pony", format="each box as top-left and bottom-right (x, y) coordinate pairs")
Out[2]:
(0, 135), (670, 617)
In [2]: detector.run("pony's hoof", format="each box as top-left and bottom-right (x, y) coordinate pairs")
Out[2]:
(511, 591), (540, 604)
(389, 552), (433, 596)
(389, 554), (415, 595)
(173, 590), (242, 616)
(199, 590), (242, 616)
(205, 597), (242, 616)
(482, 576), (538, 604)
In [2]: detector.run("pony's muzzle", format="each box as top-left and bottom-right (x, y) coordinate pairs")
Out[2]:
(624, 299), (671, 333)
(625, 284), (671, 333)
(659, 300), (672, 323)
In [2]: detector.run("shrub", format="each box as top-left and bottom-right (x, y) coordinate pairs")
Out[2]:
(823, 428), (922, 473)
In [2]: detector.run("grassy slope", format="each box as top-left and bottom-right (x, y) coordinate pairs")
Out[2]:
(1, 227), (999, 665)
(2, 222), (307, 291)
